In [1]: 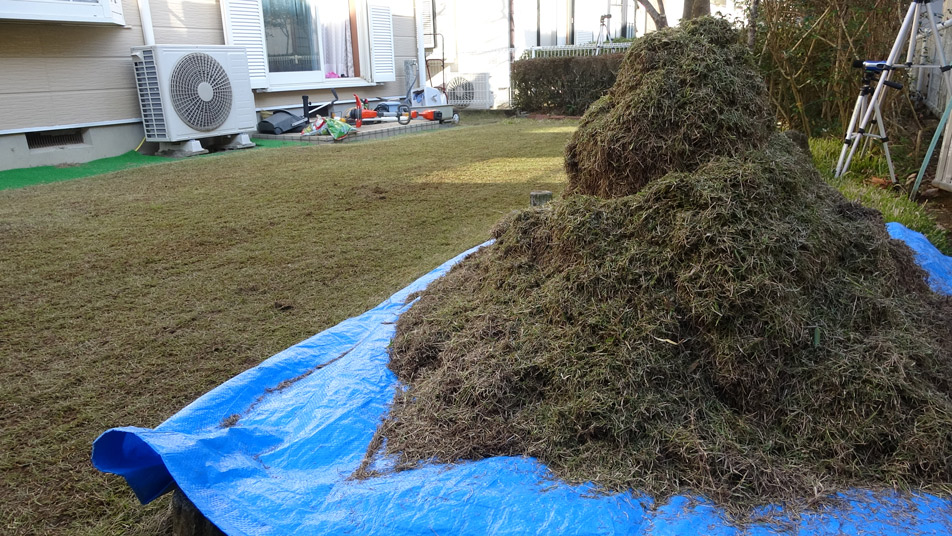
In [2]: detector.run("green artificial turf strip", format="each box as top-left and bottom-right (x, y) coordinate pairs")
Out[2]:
(0, 151), (168, 191)
(249, 137), (311, 148)
(1, 119), (500, 193)
(0, 141), (305, 192)
(0, 119), (573, 535)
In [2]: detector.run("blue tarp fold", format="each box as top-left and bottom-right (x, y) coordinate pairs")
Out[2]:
(887, 222), (952, 294)
(93, 227), (952, 535)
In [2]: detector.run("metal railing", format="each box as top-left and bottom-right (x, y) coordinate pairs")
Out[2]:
(524, 42), (632, 59)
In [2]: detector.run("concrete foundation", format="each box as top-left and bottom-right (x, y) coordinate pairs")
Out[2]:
(0, 122), (145, 172)
(217, 133), (255, 151)
(158, 139), (209, 158)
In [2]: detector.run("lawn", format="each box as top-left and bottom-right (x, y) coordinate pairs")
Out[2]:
(1, 119), (947, 535)
(0, 119), (574, 535)
(809, 136), (951, 253)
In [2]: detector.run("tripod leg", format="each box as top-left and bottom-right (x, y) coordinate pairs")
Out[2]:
(861, 105), (874, 158)
(836, 92), (867, 177)
(905, 0), (921, 67)
(842, 2), (918, 177)
(874, 104), (897, 183)
(924, 6), (952, 95)
(843, 89), (876, 177)
(842, 128), (865, 179)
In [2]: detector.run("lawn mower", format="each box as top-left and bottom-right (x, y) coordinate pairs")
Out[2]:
(346, 93), (445, 128)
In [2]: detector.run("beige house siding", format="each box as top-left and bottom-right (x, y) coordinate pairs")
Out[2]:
(0, 11), (144, 131)
(149, 0), (224, 46)
(0, 0), (226, 133)
(2, 0), (419, 132)
(385, 2), (426, 99)
(0, 0), (419, 170)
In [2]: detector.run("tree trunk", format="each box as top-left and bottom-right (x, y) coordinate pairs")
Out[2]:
(682, 0), (710, 20)
(637, 0), (668, 29)
(530, 191), (553, 206)
(747, 0), (760, 49)
(657, 0), (668, 27)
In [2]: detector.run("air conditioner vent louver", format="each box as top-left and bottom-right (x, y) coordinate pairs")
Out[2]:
(134, 48), (167, 139)
(169, 53), (233, 131)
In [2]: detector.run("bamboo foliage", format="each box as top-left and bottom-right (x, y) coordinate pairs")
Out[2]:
(756, 0), (908, 134)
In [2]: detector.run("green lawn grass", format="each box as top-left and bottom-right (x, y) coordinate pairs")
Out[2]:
(810, 136), (951, 254)
(0, 119), (574, 535)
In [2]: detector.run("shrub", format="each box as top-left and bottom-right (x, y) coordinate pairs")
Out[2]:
(510, 54), (624, 115)
(756, 1), (908, 134)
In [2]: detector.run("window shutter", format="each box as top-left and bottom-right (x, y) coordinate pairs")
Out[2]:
(221, 0), (269, 89)
(368, 2), (396, 83)
(421, 0), (435, 49)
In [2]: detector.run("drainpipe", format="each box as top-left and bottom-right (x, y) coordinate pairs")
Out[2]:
(536, 0), (541, 46)
(620, 0), (627, 38)
(415, 0), (427, 89)
(509, 0), (515, 62)
(567, 0), (574, 44)
(137, 0), (155, 45)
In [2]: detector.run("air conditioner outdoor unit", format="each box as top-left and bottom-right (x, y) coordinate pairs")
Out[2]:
(131, 45), (257, 146)
(445, 73), (494, 110)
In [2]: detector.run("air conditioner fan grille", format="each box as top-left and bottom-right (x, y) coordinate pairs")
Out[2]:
(169, 52), (233, 131)
(446, 76), (475, 109)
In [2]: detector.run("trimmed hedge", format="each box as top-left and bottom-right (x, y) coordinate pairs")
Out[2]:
(511, 54), (624, 115)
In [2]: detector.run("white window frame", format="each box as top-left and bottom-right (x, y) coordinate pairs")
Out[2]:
(0, 0), (124, 25)
(261, 0), (326, 87)
(221, 0), (395, 92)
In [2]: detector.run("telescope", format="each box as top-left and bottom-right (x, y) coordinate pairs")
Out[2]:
(852, 60), (890, 72)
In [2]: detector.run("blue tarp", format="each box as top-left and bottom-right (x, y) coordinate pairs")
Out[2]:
(887, 222), (952, 295)
(93, 225), (952, 535)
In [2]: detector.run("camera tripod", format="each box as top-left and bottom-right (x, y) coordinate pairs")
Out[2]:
(838, 63), (902, 183)
(595, 14), (612, 55)
(835, 0), (952, 182)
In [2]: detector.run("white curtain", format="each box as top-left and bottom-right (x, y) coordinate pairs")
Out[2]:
(319, 0), (354, 78)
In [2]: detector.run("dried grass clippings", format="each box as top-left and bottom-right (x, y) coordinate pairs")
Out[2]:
(368, 17), (952, 517)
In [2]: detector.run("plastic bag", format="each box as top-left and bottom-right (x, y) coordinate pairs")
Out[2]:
(300, 117), (327, 136)
(325, 118), (355, 141)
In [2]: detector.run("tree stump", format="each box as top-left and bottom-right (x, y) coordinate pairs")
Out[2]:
(530, 190), (553, 206)
(172, 488), (225, 536)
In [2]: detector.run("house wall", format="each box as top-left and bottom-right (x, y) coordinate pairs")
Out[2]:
(424, 0), (748, 112)
(0, 123), (146, 171)
(429, 0), (511, 109)
(0, 4), (142, 135)
(253, 1), (420, 112)
(0, 0), (418, 170)
(0, 0), (225, 133)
